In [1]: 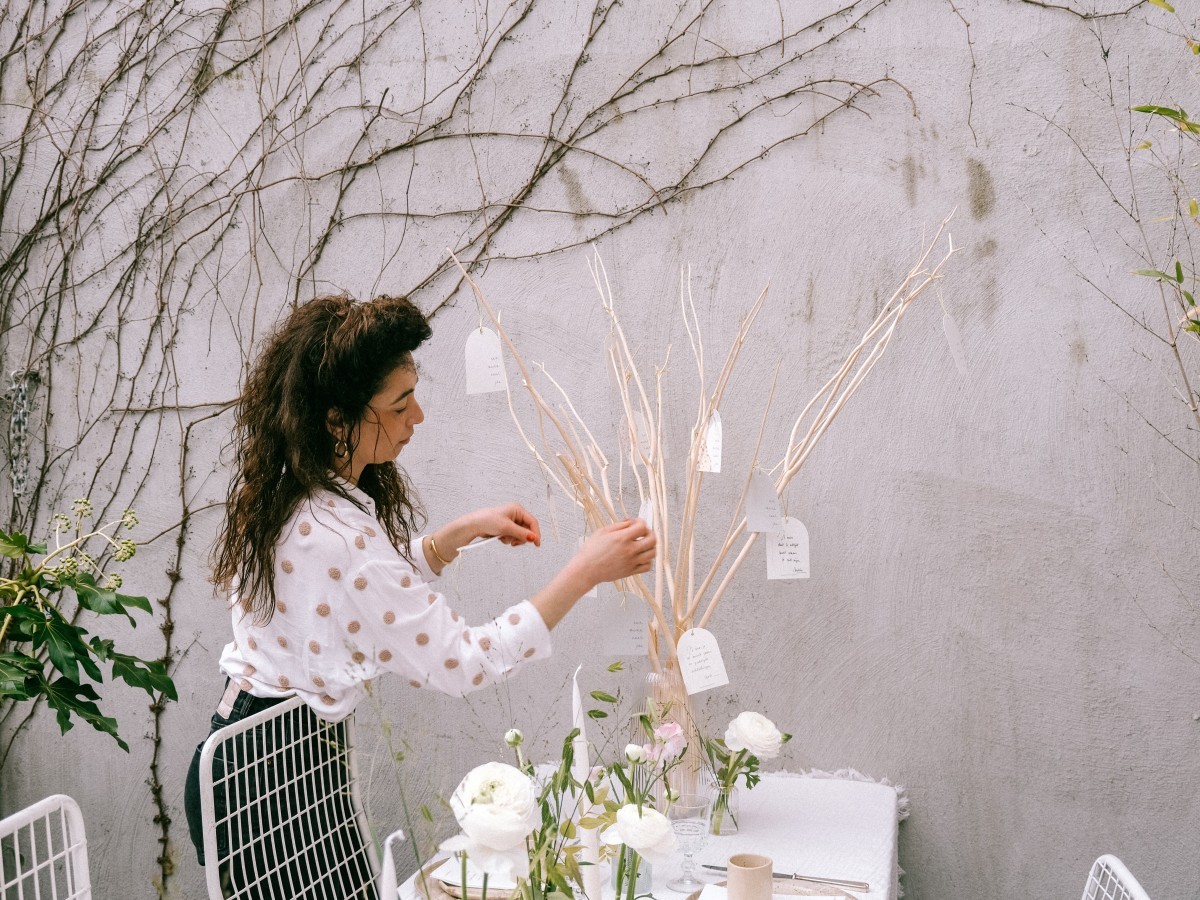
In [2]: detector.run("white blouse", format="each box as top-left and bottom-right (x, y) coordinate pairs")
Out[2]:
(218, 482), (553, 720)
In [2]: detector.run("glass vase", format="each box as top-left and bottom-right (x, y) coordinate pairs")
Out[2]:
(643, 665), (702, 795)
(611, 846), (651, 900)
(708, 783), (740, 835)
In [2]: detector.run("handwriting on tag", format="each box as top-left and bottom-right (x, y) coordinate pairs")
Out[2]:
(631, 410), (653, 459)
(636, 497), (654, 532)
(465, 327), (507, 394)
(599, 591), (647, 656)
(745, 472), (783, 533)
(943, 313), (968, 375)
(697, 411), (722, 473)
(767, 516), (810, 579)
(677, 628), (729, 694)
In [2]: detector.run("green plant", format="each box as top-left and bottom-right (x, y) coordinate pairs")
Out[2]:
(0, 499), (176, 751)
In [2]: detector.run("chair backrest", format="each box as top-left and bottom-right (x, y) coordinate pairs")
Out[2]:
(1082, 854), (1151, 900)
(198, 696), (380, 900)
(0, 794), (91, 900)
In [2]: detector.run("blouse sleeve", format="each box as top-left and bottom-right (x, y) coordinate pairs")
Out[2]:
(339, 554), (552, 696)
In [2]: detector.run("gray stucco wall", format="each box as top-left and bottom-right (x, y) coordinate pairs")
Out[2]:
(1, 1), (1197, 898)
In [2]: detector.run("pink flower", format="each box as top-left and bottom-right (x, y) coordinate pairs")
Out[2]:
(645, 722), (686, 762)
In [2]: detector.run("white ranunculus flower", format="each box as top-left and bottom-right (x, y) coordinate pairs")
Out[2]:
(440, 762), (539, 878)
(724, 711), (785, 758)
(600, 804), (678, 864)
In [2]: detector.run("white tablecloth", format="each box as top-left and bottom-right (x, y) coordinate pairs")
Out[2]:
(400, 771), (902, 900)
(671, 772), (901, 900)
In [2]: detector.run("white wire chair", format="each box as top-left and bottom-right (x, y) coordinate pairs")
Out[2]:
(1082, 854), (1151, 900)
(198, 696), (380, 900)
(0, 794), (91, 900)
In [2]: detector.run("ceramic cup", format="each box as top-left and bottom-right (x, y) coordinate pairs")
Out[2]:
(726, 853), (773, 900)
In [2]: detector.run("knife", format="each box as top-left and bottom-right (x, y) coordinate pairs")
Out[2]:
(701, 864), (870, 893)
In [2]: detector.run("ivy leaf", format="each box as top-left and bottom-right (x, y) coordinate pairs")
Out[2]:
(40, 676), (128, 752)
(0, 529), (34, 558)
(0, 652), (41, 699)
(109, 651), (177, 700)
(60, 573), (152, 623)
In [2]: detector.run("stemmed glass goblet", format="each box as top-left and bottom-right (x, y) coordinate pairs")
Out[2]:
(666, 793), (714, 893)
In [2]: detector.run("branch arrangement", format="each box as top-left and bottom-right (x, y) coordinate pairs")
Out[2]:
(453, 211), (956, 672)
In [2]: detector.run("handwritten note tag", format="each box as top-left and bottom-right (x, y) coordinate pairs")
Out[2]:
(767, 516), (810, 579)
(630, 410), (653, 459)
(598, 591), (648, 656)
(943, 313), (968, 375)
(636, 497), (654, 532)
(697, 411), (722, 473)
(465, 327), (507, 394)
(745, 472), (783, 533)
(677, 628), (729, 694)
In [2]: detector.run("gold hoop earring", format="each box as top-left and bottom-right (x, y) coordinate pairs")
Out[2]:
(334, 439), (349, 460)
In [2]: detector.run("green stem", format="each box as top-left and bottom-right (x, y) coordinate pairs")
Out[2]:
(0, 612), (11, 646)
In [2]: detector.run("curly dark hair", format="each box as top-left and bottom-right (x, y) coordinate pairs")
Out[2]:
(213, 293), (433, 623)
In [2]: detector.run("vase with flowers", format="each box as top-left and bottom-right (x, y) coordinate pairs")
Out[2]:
(703, 711), (790, 835)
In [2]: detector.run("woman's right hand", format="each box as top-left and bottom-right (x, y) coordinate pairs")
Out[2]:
(572, 518), (656, 586)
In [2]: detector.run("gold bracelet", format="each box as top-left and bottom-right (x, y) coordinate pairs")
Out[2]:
(428, 534), (453, 567)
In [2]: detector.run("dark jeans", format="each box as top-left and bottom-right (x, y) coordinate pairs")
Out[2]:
(184, 684), (377, 899)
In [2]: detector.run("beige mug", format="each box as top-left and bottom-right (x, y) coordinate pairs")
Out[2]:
(726, 853), (773, 900)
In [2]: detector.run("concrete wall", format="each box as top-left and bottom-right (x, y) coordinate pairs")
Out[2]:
(1, 1), (1197, 898)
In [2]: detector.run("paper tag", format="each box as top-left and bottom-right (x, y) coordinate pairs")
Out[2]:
(431, 858), (516, 891)
(943, 313), (968, 375)
(457, 536), (501, 553)
(767, 516), (810, 579)
(745, 472), (783, 533)
(676, 628), (730, 694)
(465, 327), (507, 394)
(697, 411), (722, 473)
(636, 497), (654, 532)
(630, 410), (653, 459)
(599, 591), (648, 656)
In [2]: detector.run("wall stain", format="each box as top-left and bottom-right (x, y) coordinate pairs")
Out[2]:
(902, 155), (918, 208)
(976, 238), (997, 258)
(557, 163), (591, 219)
(1071, 335), (1088, 366)
(967, 158), (995, 220)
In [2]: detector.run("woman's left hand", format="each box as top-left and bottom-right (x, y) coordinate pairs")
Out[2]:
(461, 503), (542, 548)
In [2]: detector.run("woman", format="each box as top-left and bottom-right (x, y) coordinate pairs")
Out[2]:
(184, 293), (655, 895)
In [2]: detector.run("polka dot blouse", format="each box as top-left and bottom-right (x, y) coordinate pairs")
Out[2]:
(218, 482), (552, 721)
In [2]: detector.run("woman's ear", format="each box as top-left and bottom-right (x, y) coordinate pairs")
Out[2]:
(325, 408), (345, 440)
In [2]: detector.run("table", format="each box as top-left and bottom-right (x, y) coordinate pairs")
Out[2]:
(671, 773), (901, 900)
(401, 772), (901, 900)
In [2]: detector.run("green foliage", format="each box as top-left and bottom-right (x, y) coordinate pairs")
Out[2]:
(0, 502), (176, 751)
(1131, 23), (1200, 340)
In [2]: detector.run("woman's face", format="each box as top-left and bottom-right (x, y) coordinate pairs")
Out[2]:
(346, 363), (424, 480)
